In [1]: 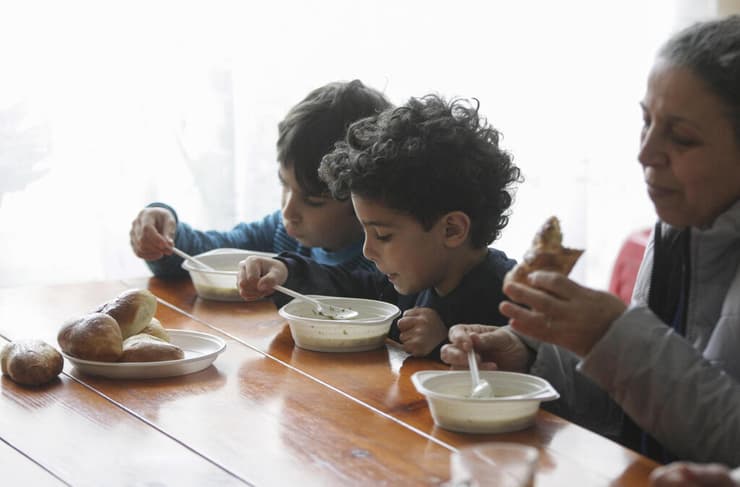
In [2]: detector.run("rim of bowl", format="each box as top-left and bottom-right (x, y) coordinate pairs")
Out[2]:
(181, 248), (277, 275)
(412, 370), (559, 402)
(279, 296), (401, 325)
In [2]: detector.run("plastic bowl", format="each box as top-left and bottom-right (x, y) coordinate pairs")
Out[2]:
(411, 370), (559, 434)
(181, 248), (276, 301)
(278, 296), (401, 352)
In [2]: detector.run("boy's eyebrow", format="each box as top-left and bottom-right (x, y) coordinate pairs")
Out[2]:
(361, 220), (394, 228)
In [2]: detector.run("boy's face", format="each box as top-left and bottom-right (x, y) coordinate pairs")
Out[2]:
(279, 165), (362, 251)
(352, 195), (451, 295)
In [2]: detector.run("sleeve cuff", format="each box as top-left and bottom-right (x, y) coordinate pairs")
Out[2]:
(146, 202), (179, 224)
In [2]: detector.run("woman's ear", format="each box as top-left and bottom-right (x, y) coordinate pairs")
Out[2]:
(442, 211), (472, 248)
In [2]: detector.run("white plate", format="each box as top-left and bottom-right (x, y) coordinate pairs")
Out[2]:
(63, 330), (227, 379)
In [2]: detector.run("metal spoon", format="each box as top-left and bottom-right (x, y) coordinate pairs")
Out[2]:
(274, 285), (359, 320)
(468, 350), (493, 398)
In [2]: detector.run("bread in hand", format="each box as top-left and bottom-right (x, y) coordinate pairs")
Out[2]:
(57, 312), (123, 362)
(96, 289), (157, 339)
(1, 339), (64, 386)
(504, 216), (584, 286)
(139, 317), (171, 342)
(120, 333), (184, 362)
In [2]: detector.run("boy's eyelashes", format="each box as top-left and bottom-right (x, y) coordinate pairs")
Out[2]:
(303, 197), (327, 208)
(366, 230), (392, 242)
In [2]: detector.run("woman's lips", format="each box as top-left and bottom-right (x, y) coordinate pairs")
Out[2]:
(646, 182), (677, 199)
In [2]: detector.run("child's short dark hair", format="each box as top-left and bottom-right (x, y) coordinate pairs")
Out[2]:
(319, 94), (521, 247)
(276, 80), (392, 196)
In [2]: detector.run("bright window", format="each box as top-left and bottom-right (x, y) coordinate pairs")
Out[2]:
(0, 0), (716, 288)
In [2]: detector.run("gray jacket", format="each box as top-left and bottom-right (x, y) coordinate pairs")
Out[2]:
(528, 200), (740, 465)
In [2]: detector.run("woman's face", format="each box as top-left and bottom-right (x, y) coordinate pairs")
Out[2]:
(639, 60), (740, 228)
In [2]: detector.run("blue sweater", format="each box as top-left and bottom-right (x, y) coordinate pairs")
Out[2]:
(275, 248), (516, 359)
(145, 203), (375, 278)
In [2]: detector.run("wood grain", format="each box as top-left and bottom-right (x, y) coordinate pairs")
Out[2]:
(135, 276), (658, 487)
(0, 279), (658, 486)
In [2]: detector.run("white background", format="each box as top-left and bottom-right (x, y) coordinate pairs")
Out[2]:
(0, 0), (729, 289)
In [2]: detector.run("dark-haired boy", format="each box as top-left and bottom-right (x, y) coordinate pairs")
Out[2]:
(129, 80), (391, 277)
(238, 94), (522, 358)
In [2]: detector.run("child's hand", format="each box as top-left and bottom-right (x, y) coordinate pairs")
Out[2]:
(238, 256), (288, 301)
(396, 307), (447, 357)
(130, 207), (176, 261)
(441, 324), (530, 373)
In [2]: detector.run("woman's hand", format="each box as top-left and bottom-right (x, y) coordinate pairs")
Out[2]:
(441, 324), (530, 373)
(237, 256), (288, 301)
(650, 462), (739, 487)
(499, 271), (626, 357)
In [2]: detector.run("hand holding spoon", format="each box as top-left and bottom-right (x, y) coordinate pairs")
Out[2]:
(468, 350), (493, 398)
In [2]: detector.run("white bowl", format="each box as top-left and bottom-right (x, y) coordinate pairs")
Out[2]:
(412, 370), (559, 434)
(278, 296), (401, 352)
(181, 248), (276, 301)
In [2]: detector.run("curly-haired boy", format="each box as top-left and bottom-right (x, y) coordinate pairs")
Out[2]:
(238, 94), (522, 358)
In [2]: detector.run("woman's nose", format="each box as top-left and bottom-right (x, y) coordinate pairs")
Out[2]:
(638, 128), (668, 168)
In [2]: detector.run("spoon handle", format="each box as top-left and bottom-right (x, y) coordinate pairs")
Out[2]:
(468, 350), (481, 386)
(274, 285), (323, 308)
(172, 247), (215, 271)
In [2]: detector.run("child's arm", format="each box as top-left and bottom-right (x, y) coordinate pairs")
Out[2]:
(135, 205), (284, 278)
(271, 252), (393, 308)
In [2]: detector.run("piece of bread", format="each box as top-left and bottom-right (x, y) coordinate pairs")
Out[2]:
(57, 312), (123, 362)
(1, 339), (64, 386)
(120, 333), (184, 362)
(139, 317), (171, 342)
(504, 216), (584, 286)
(96, 289), (157, 339)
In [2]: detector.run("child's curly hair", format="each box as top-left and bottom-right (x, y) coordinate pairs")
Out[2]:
(319, 94), (522, 247)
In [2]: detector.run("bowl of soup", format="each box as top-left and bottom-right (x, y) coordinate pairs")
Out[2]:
(181, 248), (277, 301)
(278, 296), (401, 352)
(411, 370), (559, 434)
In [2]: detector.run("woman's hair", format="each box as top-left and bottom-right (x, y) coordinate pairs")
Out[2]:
(319, 94), (522, 247)
(659, 14), (740, 142)
(276, 80), (392, 196)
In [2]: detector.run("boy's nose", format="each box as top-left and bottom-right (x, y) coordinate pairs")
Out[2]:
(362, 239), (377, 261)
(281, 192), (301, 223)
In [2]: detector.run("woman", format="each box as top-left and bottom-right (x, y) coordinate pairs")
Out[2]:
(442, 14), (740, 466)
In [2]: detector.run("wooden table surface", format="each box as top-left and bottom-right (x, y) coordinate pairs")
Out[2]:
(0, 278), (658, 486)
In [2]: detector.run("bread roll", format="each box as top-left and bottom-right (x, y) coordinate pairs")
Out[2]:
(139, 318), (170, 342)
(57, 312), (123, 362)
(504, 216), (584, 286)
(1, 339), (64, 386)
(120, 334), (184, 362)
(96, 289), (157, 339)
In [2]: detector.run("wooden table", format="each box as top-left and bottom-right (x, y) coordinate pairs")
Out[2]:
(0, 278), (658, 486)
